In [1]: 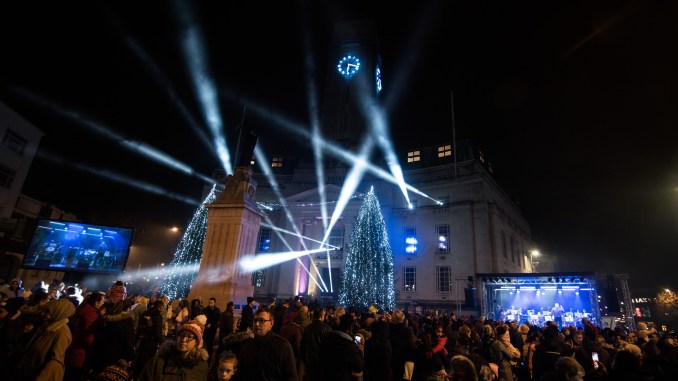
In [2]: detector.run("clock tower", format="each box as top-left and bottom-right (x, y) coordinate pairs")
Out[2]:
(320, 19), (382, 150)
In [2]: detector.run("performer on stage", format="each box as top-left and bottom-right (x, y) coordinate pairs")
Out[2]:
(551, 302), (564, 327)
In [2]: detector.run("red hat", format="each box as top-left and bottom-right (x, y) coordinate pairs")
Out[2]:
(179, 315), (206, 347)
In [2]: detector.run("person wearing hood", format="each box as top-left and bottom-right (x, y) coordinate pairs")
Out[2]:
(139, 315), (210, 381)
(15, 298), (76, 381)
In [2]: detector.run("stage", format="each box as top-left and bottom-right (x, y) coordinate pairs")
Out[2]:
(476, 272), (601, 328)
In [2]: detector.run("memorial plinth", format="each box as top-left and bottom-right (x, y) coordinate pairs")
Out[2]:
(188, 166), (264, 306)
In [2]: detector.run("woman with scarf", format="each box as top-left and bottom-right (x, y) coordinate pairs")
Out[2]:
(15, 298), (76, 380)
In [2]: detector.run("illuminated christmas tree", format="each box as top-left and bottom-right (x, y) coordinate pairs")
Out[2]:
(161, 184), (220, 300)
(339, 186), (395, 311)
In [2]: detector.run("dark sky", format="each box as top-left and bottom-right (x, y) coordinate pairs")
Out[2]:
(1, 1), (677, 290)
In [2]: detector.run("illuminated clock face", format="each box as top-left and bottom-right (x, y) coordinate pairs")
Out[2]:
(337, 55), (360, 77)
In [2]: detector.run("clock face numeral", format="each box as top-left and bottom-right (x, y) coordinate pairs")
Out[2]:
(337, 55), (360, 77)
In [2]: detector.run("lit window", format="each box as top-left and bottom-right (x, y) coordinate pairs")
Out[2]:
(257, 228), (272, 252)
(328, 227), (344, 252)
(1, 130), (28, 155)
(404, 227), (417, 254)
(437, 224), (450, 252)
(437, 144), (452, 158)
(271, 157), (283, 168)
(404, 267), (416, 292)
(437, 266), (451, 292)
(0, 165), (16, 189)
(407, 150), (420, 163)
(252, 270), (266, 287)
(479, 150), (485, 163)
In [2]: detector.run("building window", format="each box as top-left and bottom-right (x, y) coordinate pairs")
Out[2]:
(271, 157), (283, 168)
(404, 227), (417, 254)
(502, 231), (507, 258)
(510, 237), (516, 264)
(488, 162), (494, 173)
(404, 267), (416, 291)
(437, 266), (451, 292)
(407, 150), (420, 163)
(0, 165), (16, 189)
(437, 144), (452, 158)
(479, 150), (486, 163)
(257, 228), (272, 252)
(328, 227), (344, 252)
(1, 130), (28, 155)
(252, 270), (266, 287)
(436, 224), (450, 252)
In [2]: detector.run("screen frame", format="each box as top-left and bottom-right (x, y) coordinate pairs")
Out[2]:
(21, 218), (134, 275)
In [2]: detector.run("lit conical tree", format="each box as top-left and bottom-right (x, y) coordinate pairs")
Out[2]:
(339, 186), (395, 311)
(161, 184), (220, 300)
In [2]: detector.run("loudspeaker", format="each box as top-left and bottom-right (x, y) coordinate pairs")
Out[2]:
(464, 287), (477, 308)
(604, 288), (620, 312)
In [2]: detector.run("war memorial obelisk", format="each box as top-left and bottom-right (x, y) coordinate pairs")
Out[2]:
(188, 129), (264, 306)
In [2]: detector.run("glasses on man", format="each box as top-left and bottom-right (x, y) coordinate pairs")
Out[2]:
(177, 333), (197, 341)
(253, 318), (272, 324)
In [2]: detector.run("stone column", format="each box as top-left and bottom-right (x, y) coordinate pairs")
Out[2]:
(188, 166), (264, 307)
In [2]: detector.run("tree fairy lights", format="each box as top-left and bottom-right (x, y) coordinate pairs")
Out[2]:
(161, 184), (220, 300)
(339, 186), (395, 311)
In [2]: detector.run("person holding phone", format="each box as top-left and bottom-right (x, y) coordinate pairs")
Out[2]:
(574, 327), (611, 378)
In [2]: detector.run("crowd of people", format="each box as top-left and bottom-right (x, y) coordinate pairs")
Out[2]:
(1, 277), (677, 381)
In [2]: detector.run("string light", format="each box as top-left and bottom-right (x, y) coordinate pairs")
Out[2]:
(161, 184), (220, 300)
(259, 194), (363, 209)
(339, 186), (395, 311)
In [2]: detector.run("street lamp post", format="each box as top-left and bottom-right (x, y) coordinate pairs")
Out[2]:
(530, 250), (540, 273)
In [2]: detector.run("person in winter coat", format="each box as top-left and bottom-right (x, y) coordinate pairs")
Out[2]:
(364, 319), (393, 381)
(236, 308), (298, 381)
(65, 291), (105, 381)
(140, 316), (210, 381)
(15, 298), (76, 381)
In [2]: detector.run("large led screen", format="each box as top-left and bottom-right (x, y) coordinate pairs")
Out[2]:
(22, 219), (134, 274)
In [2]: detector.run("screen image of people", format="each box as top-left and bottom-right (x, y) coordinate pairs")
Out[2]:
(23, 219), (133, 274)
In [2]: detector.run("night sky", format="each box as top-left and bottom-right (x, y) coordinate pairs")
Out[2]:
(1, 1), (677, 290)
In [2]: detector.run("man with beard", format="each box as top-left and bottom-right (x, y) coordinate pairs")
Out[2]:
(237, 308), (298, 380)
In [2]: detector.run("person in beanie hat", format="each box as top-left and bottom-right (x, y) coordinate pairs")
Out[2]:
(96, 359), (130, 381)
(139, 315), (209, 380)
(180, 315), (207, 348)
(15, 298), (76, 381)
